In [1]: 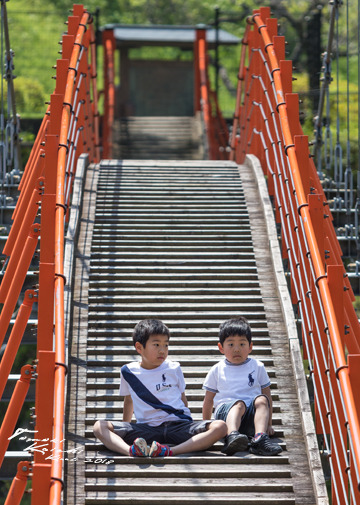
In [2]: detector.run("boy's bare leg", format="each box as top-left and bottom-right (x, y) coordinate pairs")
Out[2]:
(253, 395), (270, 434)
(93, 420), (130, 455)
(224, 401), (246, 434)
(171, 420), (227, 455)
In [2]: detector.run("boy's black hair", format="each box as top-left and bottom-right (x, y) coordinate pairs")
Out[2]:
(132, 319), (170, 347)
(219, 317), (252, 345)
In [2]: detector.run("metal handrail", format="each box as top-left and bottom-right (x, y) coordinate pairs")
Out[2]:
(0, 5), (99, 504)
(232, 6), (360, 503)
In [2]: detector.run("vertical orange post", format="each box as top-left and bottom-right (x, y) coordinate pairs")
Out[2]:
(194, 27), (206, 114)
(294, 136), (312, 197)
(327, 265), (347, 505)
(308, 194), (330, 433)
(33, 351), (56, 465)
(348, 355), (360, 502)
(4, 462), (31, 505)
(31, 463), (52, 505)
(102, 29), (116, 159)
(90, 23), (101, 162)
(37, 133), (57, 352)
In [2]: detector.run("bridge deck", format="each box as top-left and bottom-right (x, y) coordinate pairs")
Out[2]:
(65, 159), (324, 505)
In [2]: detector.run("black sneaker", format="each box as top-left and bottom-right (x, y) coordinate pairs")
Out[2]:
(249, 433), (282, 456)
(221, 431), (249, 455)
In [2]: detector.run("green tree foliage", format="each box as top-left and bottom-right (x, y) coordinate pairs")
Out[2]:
(13, 77), (46, 114)
(4, 0), (358, 123)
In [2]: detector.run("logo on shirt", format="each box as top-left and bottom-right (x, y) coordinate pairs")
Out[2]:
(156, 373), (172, 392)
(248, 371), (255, 387)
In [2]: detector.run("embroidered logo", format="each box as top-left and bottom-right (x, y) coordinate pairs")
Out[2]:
(248, 371), (255, 387)
(156, 373), (172, 392)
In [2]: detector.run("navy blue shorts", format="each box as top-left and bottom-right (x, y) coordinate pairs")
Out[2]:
(215, 395), (269, 438)
(112, 420), (211, 445)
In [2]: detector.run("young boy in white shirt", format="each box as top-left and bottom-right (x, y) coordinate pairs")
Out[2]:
(202, 317), (282, 456)
(93, 319), (227, 457)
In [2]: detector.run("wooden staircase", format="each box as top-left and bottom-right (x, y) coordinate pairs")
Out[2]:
(112, 117), (203, 160)
(65, 160), (319, 505)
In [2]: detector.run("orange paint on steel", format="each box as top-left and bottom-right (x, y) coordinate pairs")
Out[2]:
(33, 351), (56, 468)
(90, 25), (100, 162)
(0, 365), (32, 467)
(17, 113), (48, 196)
(3, 153), (44, 257)
(198, 37), (214, 158)
(102, 30), (115, 159)
(194, 29), (204, 113)
(0, 181), (43, 302)
(249, 10), (360, 495)
(51, 10), (92, 504)
(4, 462), (31, 505)
(0, 224), (40, 349)
(0, 290), (36, 401)
(230, 22), (250, 162)
(31, 463), (52, 505)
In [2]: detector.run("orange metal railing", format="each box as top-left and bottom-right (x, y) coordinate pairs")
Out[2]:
(102, 29), (116, 159)
(231, 7), (360, 504)
(194, 29), (229, 160)
(0, 4), (99, 504)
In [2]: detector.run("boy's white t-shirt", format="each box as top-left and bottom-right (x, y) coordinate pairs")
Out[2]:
(203, 357), (271, 414)
(119, 359), (192, 426)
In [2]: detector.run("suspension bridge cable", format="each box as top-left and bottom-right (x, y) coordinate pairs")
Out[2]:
(1, 0), (5, 217)
(313, 0), (338, 175)
(334, 2), (342, 200)
(344, 0), (353, 216)
(0, 0), (22, 185)
(356, 0), (360, 259)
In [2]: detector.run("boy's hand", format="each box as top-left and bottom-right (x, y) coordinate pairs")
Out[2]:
(267, 425), (275, 437)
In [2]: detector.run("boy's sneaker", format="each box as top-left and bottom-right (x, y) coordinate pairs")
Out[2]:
(221, 430), (249, 455)
(249, 433), (282, 456)
(129, 437), (149, 457)
(149, 441), (173, 457)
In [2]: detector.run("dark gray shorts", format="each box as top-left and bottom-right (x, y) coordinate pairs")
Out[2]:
(111, 420), (211, 445)
(215, 395), (269, 438)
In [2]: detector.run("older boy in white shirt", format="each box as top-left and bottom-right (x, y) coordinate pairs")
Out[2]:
(93, 319), (227, 457)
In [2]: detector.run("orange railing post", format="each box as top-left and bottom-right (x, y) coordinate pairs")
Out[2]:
(31, 463), (52, 505)
(195, 27), (229, 160)
(194, 27), (204, 114)
(102, 29), (116, 159)
(31, 350), (55, 504)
